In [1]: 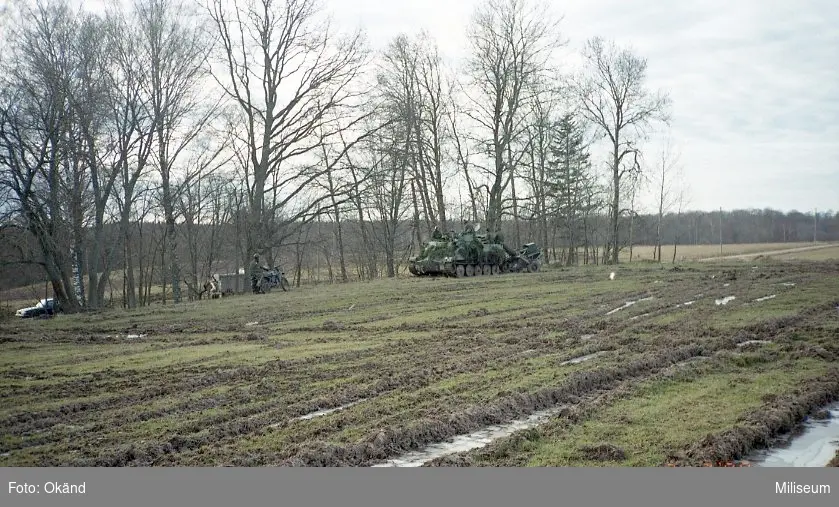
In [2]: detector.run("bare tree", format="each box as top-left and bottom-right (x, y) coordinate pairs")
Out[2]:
(574, 37), (670, 264)
(448, 95), (480, 224)
(462, 0), (563, 235)
(137, 0), (218, 304)
(207, 0), (373, 263)
(0, 0), (84, 311)
(413, 32), (451, 232)
(70, 13), (121, 309)
(654, 137), (680, 262)
(672, 181), (691, 263)
(104, 7), (157, 309)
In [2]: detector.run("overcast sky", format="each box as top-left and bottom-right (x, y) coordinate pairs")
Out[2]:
(65, 0), (838, 214)
(326, 0), (838, 214)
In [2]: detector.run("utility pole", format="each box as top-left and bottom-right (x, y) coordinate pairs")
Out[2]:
(814, 208), (817, 243)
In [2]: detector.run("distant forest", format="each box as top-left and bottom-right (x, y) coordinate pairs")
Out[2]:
(1, 0), (836, 310)
(2, 208), (836, 302)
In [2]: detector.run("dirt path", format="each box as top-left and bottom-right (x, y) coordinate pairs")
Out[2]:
(697, 243), (839, 262)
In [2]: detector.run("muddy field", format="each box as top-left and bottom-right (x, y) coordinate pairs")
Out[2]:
(1, 259), (838, 467)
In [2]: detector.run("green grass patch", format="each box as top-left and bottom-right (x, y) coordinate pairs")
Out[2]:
(523, 357), (830, 466)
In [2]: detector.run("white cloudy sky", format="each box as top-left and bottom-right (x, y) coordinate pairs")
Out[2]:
(325, 0), (838, 213)
(54, 0), (839, 213)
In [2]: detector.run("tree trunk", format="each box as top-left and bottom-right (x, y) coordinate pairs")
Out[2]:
(611, 138), (620, 264)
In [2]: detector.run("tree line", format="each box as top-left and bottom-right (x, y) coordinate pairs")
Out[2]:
(0, 0), (830, 311)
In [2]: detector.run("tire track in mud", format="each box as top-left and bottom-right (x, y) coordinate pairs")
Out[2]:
(275, 343), (727, 467)
(73, 333), (626, 465)
(154, 296), (720, 466)
(1, 283), (669, 437)
(17, 329), (591, 463)
(2, 264), (826, 465)
(1, 286), (629, 403)
(420, 358), (717, 467)
(168, 343), (635, 466)
(278, 305), (833, 469)
(664, 369), (839, 467)
(5, 285), (812, 458)
(0, 341), (401, 436)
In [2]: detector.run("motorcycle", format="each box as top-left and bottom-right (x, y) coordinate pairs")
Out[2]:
(505, 243), (543, 273)
(258, 266), (291, 293)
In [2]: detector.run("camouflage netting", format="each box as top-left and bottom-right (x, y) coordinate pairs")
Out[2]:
(421, 241), (454, 260)
(454, 236), (484, 262)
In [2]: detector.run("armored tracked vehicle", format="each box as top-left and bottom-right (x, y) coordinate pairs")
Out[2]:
(408, 225), (542, 277)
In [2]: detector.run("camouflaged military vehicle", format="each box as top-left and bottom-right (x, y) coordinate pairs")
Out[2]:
(408, 225), (542, 277)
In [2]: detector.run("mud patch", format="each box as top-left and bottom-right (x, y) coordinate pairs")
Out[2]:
(715, 296), (736, 306)
(321, 320), (345, 331)
(578, 443), (626, 462)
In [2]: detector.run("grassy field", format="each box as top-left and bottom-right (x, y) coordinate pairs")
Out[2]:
(3, 242), (836, 315)
(616, 241), (839, 262)
(1, 256), (838, 467)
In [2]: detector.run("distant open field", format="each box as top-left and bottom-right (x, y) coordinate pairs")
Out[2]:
(3, 242), (837, 315)
(1, 256), (838, 467)
(618, 241), (839, 263)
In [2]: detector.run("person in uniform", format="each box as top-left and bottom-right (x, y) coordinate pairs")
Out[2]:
(249, 254), (263, 294)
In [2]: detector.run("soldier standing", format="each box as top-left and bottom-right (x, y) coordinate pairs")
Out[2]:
(249, 254), (262, 294)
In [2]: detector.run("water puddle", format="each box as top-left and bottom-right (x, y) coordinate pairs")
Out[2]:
(268, 400), (367, 428)
(560, 352), (602, 365)
(670, 300), (696, 310)
(516, 349), (538, 358)
(371, 405), (571, 467)
(723, 283), (730, 287)
(297, 399), (366, 421)
(754, 295), (776, 302)
(781, 283), (796, 287)
(750, 403), (839, 467)
(125, 334), (147, 339)
(245, 321), (259, 327)
(630, 313), (650, 321)
(737, 340), (773, 347)
(715, 296), (736, 305)
(606, 297), (652, 316)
